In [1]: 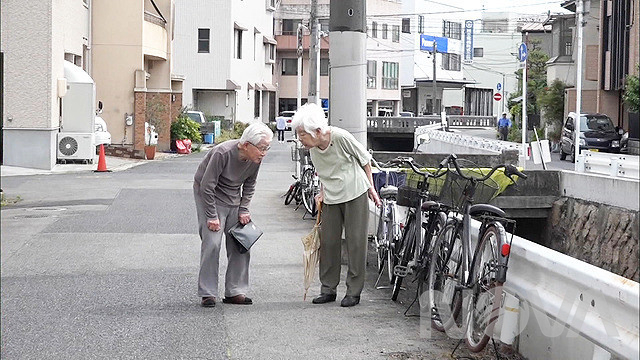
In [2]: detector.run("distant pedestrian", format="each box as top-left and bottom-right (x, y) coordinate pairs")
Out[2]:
(193, 122), (273, 308)
(276, 116), (286, 143)
(292, 103), (381, 308)
(498, 112), (512, 141)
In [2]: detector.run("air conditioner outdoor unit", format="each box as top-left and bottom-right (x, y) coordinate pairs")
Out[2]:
(57, 132), (96, 163)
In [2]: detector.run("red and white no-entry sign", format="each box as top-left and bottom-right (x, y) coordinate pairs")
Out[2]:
(493, 93), (502, 101)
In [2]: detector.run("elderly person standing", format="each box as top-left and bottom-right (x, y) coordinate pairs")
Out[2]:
(193, 123), (273, 307)
(292, 103), (381, 307)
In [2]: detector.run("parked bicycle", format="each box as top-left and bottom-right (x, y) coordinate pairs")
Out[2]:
(426, 154), (526, 352)
(284, 139), (319, 217)
(390, 157), (449, 301)
(370, 158), (404, 288)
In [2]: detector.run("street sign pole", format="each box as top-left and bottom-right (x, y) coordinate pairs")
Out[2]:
(574, 0), (585, 170)
(520, 41), (528, 168)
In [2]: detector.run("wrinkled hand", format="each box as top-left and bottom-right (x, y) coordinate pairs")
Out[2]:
(207, 219), (221, 232)
(368, 187), (381, 207)
(239, 213), (251, 225)
(315, 192), (324, 206)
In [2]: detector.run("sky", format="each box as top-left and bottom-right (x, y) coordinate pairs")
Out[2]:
(420, 0), (570, 21)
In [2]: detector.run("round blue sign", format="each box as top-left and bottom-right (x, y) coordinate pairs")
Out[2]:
(497, 83), (502, 91)
(518, 43), (528, 62)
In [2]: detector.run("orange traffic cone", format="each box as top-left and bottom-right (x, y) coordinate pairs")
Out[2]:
(95, 144), (111, 172)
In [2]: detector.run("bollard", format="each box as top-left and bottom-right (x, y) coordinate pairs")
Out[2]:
(499, 292), (520, 345)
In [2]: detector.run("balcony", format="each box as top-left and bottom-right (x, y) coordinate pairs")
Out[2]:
(274, 34), (329, 51)
(143, 12), (168, 60)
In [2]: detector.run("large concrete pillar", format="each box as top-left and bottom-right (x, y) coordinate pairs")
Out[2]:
(329, 0), (367, 146)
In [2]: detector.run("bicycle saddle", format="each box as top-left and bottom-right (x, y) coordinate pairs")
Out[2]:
(379, 185), (398, 199)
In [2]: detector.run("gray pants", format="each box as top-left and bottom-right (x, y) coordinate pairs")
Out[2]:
(194, 187), (250, 298)
(319, 192), (369, 297)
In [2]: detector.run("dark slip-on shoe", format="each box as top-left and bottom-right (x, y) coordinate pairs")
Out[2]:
(201, 297), (216, 307)
(222, 295), (253, 305)
(312, 293), (337, 304)
(340, 295), (360, 307)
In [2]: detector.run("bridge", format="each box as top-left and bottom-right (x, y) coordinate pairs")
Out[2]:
(367, 124), (639, 360)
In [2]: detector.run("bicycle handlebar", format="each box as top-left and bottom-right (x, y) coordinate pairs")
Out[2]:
(443, 154), (528, 183)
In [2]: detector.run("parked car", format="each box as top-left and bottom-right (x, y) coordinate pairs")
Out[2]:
(94, 116), (111, 146)
(185, 110), (215, 135)
(399, 111), (415, 117)
(378, 108), (393, 117)
(276, 110), (296, 131)
(560, 112), (622, 161)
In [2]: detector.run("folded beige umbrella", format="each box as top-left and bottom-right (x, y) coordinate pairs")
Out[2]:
(302, 203), (322, 301)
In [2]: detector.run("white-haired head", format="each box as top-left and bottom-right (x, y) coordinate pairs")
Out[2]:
(291, 103), (328, 138)
(239, 122), (273, 145)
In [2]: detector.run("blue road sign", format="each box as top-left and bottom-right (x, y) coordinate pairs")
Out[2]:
(497, 83), (502, 91)
(518, 43), (528, 62)
(420, 35), (448, 53)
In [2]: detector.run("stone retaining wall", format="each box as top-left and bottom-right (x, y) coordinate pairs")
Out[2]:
(545, 197), (639, 281)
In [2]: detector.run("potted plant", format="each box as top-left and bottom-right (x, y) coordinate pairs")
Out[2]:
(145, 96), (167, 160)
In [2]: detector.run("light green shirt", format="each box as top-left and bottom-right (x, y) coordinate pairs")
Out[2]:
(310, 127), (372, 205)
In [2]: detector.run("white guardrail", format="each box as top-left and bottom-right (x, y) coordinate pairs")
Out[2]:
(367, 203), (639, 360)
(577, 151), (640, 180)
(420, 128), (523, 154)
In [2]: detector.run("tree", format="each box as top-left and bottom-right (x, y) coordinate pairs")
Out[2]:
(538, 79), (567, 142)
(508, 39), (550, 124)
(623, 65), (639, 113)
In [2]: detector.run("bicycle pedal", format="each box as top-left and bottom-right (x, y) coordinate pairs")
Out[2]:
(394, 265), (409, 277)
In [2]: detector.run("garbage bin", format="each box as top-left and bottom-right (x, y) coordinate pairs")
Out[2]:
(203, 133), (214, 144)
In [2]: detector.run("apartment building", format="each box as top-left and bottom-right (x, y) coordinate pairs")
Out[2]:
(399, 0), (467, 116)
(1, 0), (91, 169)
(174, 0), (277, 125)
(274, 0), (402, 117)
(92, 0), (181, 155)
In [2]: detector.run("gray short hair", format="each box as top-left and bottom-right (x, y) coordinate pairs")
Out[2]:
(239, 122), (274, 145)
(291, 103), (328, 138)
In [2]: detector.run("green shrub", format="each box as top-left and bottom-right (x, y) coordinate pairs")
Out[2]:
(214, 121), (251, 144)
(171, 116), (202, 143)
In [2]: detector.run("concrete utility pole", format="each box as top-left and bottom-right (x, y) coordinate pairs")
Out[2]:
(308, 0), (320, 105)
(329, 0), (367, 146)
(297, 23), (304, 110)
(574, 0), (585, 169)
(432, 41), (438, 115)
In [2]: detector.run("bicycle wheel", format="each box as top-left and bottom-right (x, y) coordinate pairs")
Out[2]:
(301, 168), (318, 216)
(465, 222), (506, 352)
(428, 221), (463, 333)
(417, 211), (448, 310)
(284, 182), (297, 205)
(392, 214), (417, 301)
(375, 203), (388, 275)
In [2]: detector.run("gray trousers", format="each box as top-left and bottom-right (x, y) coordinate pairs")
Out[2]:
(194, 187), (250, 298)
(319, 192), (370, 297)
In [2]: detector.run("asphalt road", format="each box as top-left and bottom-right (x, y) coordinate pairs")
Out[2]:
(1, 135), (513, 359)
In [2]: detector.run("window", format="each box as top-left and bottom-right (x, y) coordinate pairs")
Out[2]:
(382, 62), (398, 89)
(367, 60), (377, 88)
(442, 20), (462, 40)
(382, 24), (388, 39)
(198, 28), (210, 53)
(234, 29), (243, 59)
(473, 48), (484, 57)
(254, 90), (260, 118)
(560, 20), (573, 56)
(282, 19), (302, 35)
(320, 58), (329, 76)
(371, 22), (378, 38)
(265, 43), (275, 63)
(282, 58), (300, 75)
(442, 53), (461, 71)
(319, 19), (329, 33)
(418, 15), (424, 34)
(266, 0), (276, 10)
(392, 25), (400, 42)
(402, 18), (410, 33)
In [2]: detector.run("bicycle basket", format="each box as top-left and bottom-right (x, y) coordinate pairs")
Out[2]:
(436, 161), (501, 209)
(397, 185), (421, 208)
(403, 169), (447, 198)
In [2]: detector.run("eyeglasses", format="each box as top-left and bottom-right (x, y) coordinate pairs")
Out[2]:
(250, 143), (271, 153)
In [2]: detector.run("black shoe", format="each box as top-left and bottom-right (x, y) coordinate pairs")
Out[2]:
(312, 293), (337, 304)
(340, 295), (360, 307)
(201, 296), (216, 307)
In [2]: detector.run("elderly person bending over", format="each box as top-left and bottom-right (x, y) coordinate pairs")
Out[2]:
(292, 103), (381, 307)
(193, 122), (273, 307)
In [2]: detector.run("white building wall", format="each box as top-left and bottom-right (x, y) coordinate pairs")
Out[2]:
(366, 0), (402, 103)
(175, 0), (274, 123)
(2, 0), (90, 169)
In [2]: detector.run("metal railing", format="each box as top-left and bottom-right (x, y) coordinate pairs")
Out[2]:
(367, 115), (497, 134)
(577, 151), (640, 180)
